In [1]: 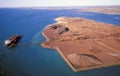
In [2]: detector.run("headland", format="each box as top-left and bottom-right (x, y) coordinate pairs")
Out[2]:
(41, 16), (120, 72)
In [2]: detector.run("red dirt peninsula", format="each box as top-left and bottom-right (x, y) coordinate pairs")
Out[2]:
(41, 17), (120, 72)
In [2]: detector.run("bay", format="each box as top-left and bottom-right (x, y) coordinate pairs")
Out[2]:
(0, 8), (120, 76)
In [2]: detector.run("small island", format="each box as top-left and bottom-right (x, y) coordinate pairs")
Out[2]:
(41, 17), (120, 72)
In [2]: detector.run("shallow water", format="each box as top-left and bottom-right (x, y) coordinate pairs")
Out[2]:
(0, 8), (120, 76)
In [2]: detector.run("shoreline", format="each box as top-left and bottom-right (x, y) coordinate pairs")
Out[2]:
(41, 39), (120, 72)
(42, 32), (49, 41)
(55, 47), (120, 72)
(55, 47), (78, 72)
(41, 31), (78, 71)
(41, 31), (120, 72)
(41, 16), (120, 72)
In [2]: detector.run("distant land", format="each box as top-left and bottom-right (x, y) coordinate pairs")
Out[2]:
(31, 6), (120, 14)
(41, 16), (120, 72)
(78, 6), (120, 14)
(2, 6), (120, 14)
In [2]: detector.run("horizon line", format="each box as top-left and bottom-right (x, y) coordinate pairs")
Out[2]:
(0, 5), (120, 8)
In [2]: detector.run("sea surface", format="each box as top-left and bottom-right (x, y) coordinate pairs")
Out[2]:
(0, 8), (120, 76)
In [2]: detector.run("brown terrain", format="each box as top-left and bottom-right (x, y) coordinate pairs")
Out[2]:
(41, 17), (120, 72)
(77, 6), (120, 14)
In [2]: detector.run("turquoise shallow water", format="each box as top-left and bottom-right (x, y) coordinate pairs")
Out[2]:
(0, 8), (120, 76)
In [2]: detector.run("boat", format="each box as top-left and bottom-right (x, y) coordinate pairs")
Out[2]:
(4, 34), (22, 48)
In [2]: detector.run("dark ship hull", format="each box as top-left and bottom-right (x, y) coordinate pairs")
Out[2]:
(5, 34), (21, 48)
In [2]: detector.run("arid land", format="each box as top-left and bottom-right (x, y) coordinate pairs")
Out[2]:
(41, 17), (120, 72)
(77, 6), (120, 14)
(33, 6), (120, 14)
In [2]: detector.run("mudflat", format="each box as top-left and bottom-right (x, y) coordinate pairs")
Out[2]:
(41, 17), (120, 72)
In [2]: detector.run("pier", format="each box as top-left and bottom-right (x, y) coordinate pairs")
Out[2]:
(0, 42), (42, 47)
(16, 42), (42, 46)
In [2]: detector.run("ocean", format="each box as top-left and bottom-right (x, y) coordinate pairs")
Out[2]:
(0, 8), (120, 76)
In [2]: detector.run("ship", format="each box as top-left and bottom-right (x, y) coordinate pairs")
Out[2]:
(4, 34), (22, 48)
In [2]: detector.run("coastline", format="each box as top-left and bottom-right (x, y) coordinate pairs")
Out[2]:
(41, 32), (78, 72)
(55, 47), (78, 72)
(42, 32), (49, 41)
(41, 30), (77, 71)
(41, 16), (120, 72)
(41, 28), (120, 72)
(41, 40), (120, 72)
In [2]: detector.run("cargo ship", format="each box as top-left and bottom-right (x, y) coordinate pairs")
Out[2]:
(4, 34), (22, 48)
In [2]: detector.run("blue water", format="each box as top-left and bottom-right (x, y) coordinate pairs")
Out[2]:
(0, 8), (120, 76)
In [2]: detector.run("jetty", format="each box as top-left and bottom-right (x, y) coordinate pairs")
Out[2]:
(4, 34), (42, 48)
